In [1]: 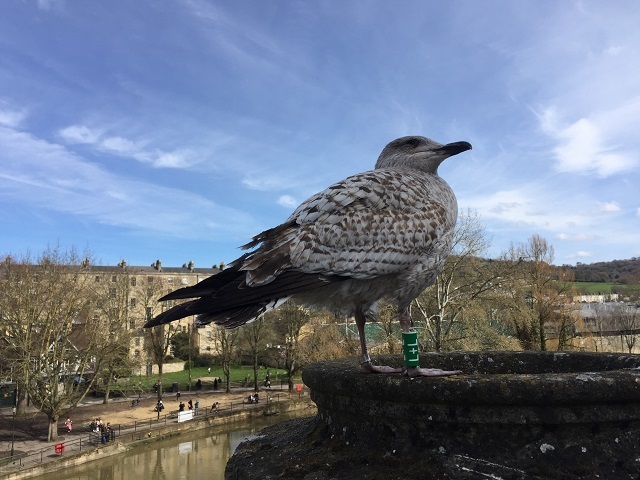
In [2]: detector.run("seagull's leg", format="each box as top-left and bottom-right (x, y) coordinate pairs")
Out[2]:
(399, 309), (461, 378)
(356, 307), (401, 374)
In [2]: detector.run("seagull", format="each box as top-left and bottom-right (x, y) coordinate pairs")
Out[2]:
(144, 136), (471, 377)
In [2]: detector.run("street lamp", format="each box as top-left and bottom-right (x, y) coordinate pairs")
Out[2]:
(188, 322), (192, 391)
(11, 384), (17, 457)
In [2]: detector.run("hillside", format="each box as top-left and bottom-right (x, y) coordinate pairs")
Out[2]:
(562, 258), (640, 283)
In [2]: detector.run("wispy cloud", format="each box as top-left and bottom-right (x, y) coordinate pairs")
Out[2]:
(37, 0), (65, 11)
(536, 108), (637, 177)
(59, 124), (196, 169)
(277, 195), (298, 209)
(556, 233), (593, 242)
(0, 124), (253, 240)
(598, 201), (621, 214)
(0, 106), (27, 129)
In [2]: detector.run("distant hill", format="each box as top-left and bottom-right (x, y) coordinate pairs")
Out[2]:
(562, 258), (640, 284)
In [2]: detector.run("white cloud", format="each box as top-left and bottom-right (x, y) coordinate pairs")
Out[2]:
(569, 251), (593, 259)
(0, 124), (253, 239)
(542, 115), (635, 177)
(59, 124), (102, 144)
(58, 124), (196, 169)
(37, 0), (64, 11)
(598, 201), (620, 213)
(242, 173), (295, 191)
(100, 136), (141, 156)
(0, 108), (27, 129)
(277, 195), (298, 209)
(556, 233), (593, 242)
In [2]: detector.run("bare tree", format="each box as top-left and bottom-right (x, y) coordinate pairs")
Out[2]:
(91, 266), (136, 403)
(213, 327), (239, 393)
(375, 303), (400, 354)
(506, 235), (576, 351)
(267, 302), (310, 391)
(142, 275), (181, 402)
(298, 311), (355, 363)
(612, 304), (639, 353)
(283, 303), (310, 391)
(412, 210), (516, 352)
(0, 248), (103, 441)
(241, 318), (270, 392)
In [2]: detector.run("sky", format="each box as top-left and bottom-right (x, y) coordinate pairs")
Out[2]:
(1, 1), (639, 269)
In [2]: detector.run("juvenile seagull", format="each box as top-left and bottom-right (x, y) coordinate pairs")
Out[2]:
(144, 136), (471, 376)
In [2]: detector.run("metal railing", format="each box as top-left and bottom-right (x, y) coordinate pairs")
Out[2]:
(0, 392), (294, 473)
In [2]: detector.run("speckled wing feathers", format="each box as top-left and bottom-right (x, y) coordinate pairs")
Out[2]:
(240, 169), (457, 286)
(144, 135), (469, 331)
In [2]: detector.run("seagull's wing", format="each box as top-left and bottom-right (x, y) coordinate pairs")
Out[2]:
(239, 168), (457, 285)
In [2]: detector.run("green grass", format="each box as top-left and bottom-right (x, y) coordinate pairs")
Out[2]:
(573, 282), (617, 294)
(124, 364), (290, 391)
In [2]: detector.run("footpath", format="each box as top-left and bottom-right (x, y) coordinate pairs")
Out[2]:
(0, 384), (313, 480)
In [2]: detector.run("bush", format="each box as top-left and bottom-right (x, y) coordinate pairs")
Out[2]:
(194, 353), (217, 367)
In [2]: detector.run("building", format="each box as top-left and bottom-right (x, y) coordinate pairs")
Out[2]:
(83, 258), (221, 371)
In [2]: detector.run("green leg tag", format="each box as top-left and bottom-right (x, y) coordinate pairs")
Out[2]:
(402, 331), (419, 367)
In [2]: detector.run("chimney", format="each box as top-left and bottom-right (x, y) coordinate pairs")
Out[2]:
(219, 261), (226, 271)
(188, 260), (194, 272)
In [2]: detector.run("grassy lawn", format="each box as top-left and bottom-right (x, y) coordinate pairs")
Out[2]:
(121, 365), (291, 392)
(573, 282), (616, 294)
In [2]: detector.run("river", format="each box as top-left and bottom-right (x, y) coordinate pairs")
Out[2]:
(41, 413), (302, 480)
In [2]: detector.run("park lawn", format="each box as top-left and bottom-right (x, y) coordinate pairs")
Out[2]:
(573, 282), (617, 294)
(129, 365), (290, 391)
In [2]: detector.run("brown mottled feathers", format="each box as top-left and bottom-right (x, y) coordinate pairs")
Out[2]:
(144, 136), (471, 330)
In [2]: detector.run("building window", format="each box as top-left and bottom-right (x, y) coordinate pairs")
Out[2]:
(111, 275), (117, 283)
(134, 337), (140, 346)
(95, 276), (101, 283)
(147, 276), (154, 284)
(146, 307), (153, 321)
(130, 298), (137, 308)
(206, 331), (211, 338)
(134, 349), (140, 357)
(130, 320), (136, 330)
(109, 288), (116, 299)
(130, 277), (137, 287)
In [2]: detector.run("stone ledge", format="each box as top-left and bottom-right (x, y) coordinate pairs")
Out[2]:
(227, 352), (640, 479)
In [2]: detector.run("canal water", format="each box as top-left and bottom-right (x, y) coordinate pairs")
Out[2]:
(42, 413), (301, 480)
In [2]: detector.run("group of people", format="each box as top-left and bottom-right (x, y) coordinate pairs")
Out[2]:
(178, 398), (199, 413)
(89, 418), (115, 444)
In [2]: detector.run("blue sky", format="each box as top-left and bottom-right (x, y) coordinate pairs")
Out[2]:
(1, 1), (639, 269)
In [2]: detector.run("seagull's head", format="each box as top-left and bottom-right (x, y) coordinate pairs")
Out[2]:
(375, 136), (472, 174)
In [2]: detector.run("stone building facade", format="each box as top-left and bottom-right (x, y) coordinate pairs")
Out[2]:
(84, 258), (221, 371)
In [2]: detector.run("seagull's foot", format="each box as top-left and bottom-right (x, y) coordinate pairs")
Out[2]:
(405, 366), (462, 378)
(360, 361), (402, 374)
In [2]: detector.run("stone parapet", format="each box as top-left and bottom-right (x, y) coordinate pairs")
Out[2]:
(227, 352), (640, 479)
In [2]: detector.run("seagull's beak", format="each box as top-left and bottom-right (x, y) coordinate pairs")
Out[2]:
(437, 141), (472, 157)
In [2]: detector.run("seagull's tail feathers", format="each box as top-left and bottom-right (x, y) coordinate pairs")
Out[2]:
(143, 269), (344, 329)
(196, 297), (290, 329)
(158, 257), (248, 301)
(144, 296), (289, 329)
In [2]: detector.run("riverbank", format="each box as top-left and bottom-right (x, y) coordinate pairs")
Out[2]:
(0, 386), (315, 480)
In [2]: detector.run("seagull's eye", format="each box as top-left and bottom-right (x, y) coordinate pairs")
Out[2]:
(405, 138), (420, 148)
